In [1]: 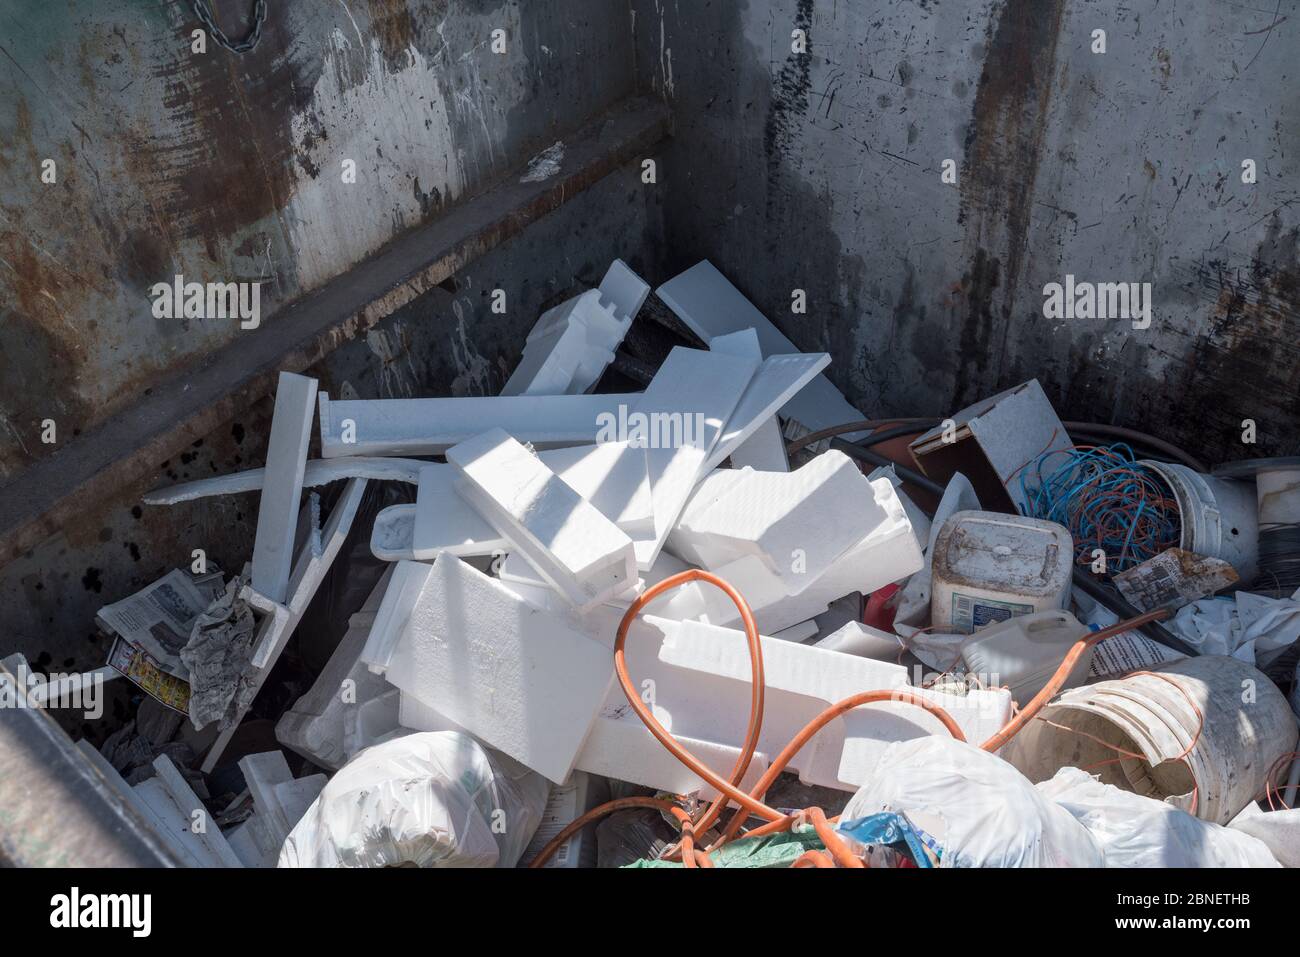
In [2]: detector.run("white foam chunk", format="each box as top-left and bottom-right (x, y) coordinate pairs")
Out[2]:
(656, 260), (866, 438)
(728, 416), (789, 472)
(364, 557), (613, 783)
(671, 452), (918, 597)
(705, 353), (829, 471)
(406, 441), (652, 560)
(446, 429), (637, 610)
(635, 346), (758, 568)
(317, 392), (637, 457)
(654, 617), (1011, 790)
(502, 260), (650, 397)
(251, 372), (317, 603)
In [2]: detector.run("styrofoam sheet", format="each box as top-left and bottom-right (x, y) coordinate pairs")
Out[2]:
(144, 457), (427, 506)
(317, 392), (638, 457)
(367, 557), (614, 783)
(656, 260), (865, 437)
(252, 372), (317, 603)
(635, 346), (757, 568)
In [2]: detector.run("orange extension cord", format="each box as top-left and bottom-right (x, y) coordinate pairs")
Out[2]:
(528, 569), (1168, 868)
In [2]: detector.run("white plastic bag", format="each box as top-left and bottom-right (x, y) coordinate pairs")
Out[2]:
(279, 731), (549, 868)
(1039, 768), (1279, 867)
(842, 736), (1103, 867)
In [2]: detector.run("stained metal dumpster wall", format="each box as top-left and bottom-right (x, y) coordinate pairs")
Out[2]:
(632, 0), (1299, 462)
(0, 0), (636, 478)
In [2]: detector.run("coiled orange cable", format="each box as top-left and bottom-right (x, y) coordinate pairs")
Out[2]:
(528, 570), (1167, 868)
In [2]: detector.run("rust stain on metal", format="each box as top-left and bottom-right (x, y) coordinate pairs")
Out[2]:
(0, 97), (670, 565)
(957, 0), (1067, 402)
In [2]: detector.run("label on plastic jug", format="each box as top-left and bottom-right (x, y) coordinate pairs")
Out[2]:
(951, 593), (1033, 634)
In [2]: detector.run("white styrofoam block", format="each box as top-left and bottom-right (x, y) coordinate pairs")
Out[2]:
(657, 618), (1011, 790)
(728, 416), (789, 472)
(705, 354), (830, 471)
(671, 452), (892, 592)
(318, 391), (637, 457)
(598, 258), (652, 324)
(238, 751), (294, 837)
(367, 557), (614, 783)
(401, 442), (653, 561)
(447, 429), (636, 610)
(276, 577), (396, 768)
(540, 441), (654, 534)
(144, 457), (426, 506)
(814, 620), (906, 661)
(665, 465), (924, 633)
(76, 741), (241, 868)
(656, 260), (865, 437)
(503, 261), (650, 398)
(575, 710), (770, 801)
(252, 372), (317, 603)
(636, 347), (758, 568)
(238, 751), (326, 853)
(371, 504), (418, 561)
(360, 559), (435, 674)
(142, 756), (244, 867)
(565, 613), (1007, 795)
(708, 329), (788, 473)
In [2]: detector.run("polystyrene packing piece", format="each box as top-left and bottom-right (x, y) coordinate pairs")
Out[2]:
(251, 372), (317, 603)
(362, 557), (613, 783)
(75, 742), (243, 868)
(656, 260), (866, 438)
(635, 346), (758, 569)
(708, 328), (790, 472)
(728, 417), (789, 472)
(814, 620), (906, 661)
(502, 261), (650, 397)
(143, 457), (426, 506)
(403, 441), (653, 561)
(276, 570), (396, 769)
(317, 391), (636, 458)
(143, 755), (244, 867)
(566, 614), (1008, 795)
(201, 478), (368, 774)
(446, 429), (637, 610)
(704, 352), (829, 470)
(656, 618), (1011, 790)
(238, 751), (327, 851)
(671, 453), (917, 595)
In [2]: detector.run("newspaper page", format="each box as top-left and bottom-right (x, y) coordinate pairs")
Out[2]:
(96, 569), (219, 679)
(106, 635), (192, 714)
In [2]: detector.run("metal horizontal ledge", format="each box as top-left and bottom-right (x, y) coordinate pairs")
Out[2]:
(0, 96), (671, 565)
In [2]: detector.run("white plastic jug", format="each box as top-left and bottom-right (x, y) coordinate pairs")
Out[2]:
(930, 510), (1072, 634)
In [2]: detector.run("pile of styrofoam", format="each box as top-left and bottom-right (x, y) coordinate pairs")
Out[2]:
(144, 259), (1012, 862)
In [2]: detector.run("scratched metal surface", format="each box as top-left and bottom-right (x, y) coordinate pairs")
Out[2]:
(632, 0), (1299, 463)
(0, 0), (636, 478)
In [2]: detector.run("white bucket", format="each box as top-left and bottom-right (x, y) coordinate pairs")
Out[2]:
(1142, 460), (1258, 582)
(1005, 655), (1298, 824)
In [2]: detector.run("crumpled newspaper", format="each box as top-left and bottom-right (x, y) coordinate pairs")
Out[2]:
(180, 578), (257, 731)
